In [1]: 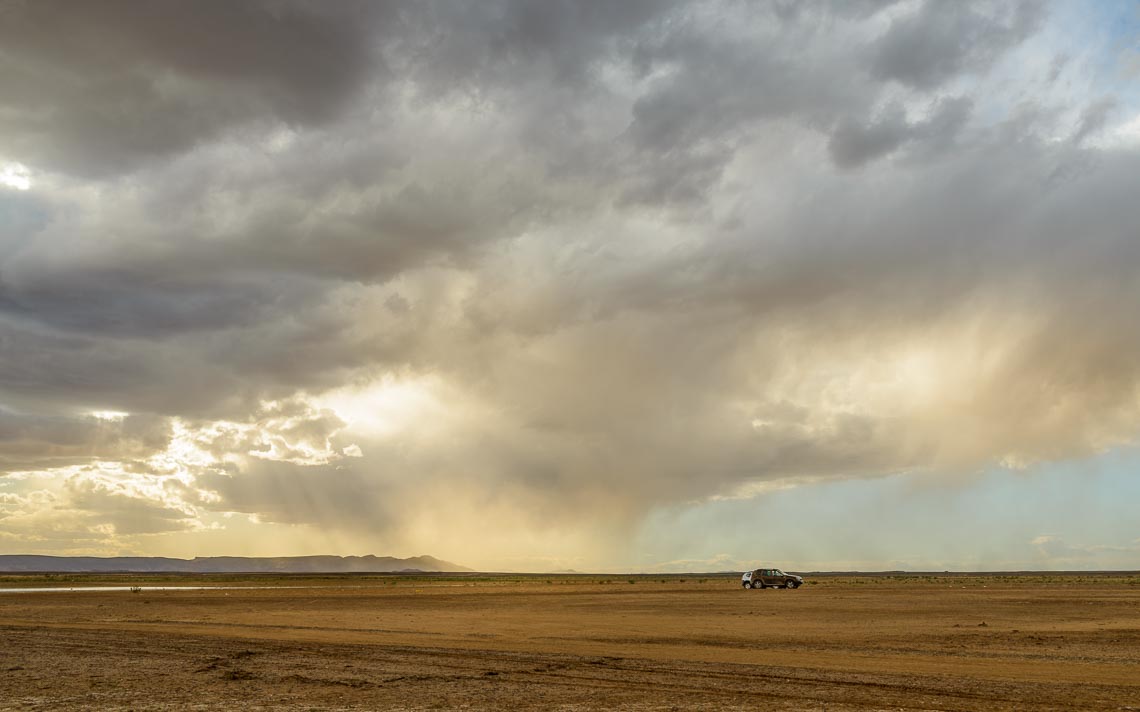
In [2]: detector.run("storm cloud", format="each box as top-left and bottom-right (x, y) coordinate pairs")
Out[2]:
(1, 0), (1138, 566)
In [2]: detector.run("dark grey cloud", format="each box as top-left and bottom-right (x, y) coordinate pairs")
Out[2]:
(0, 267), (322, 337)
(0, 0), (384, 176)
(829, 96), (973, 167)
(870, 0), (1045, 89)
(829, 106), (914, 168)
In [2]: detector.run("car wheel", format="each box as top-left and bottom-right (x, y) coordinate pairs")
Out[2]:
(786, 581), (798, 589)
(743, 581), (752, 589)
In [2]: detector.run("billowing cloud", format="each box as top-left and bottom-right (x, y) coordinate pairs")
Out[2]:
(1, 0), (1138, 568)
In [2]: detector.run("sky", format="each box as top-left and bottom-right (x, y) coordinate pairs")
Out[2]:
(1, 0), (1139, 573)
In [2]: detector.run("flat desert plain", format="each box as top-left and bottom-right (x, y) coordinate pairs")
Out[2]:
(1, 574), (1138, 711)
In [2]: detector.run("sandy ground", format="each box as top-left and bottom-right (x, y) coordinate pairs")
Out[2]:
(1, 574), (1138, 710)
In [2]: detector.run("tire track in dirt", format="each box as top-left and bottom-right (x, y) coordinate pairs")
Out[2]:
(3, 623), (1132, 711)
(3, 578), (1139, 710)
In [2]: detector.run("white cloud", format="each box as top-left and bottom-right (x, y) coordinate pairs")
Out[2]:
(0, 162), (31, 190)
(1111, 112), (1140, 145)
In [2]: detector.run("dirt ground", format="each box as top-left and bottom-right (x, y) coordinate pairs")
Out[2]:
(1, 573), (1138, 711)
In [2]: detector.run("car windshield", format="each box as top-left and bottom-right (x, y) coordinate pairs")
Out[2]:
(774, 570), (784, 575)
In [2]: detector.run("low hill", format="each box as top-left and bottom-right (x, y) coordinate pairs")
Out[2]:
(0, 554), (470, 574)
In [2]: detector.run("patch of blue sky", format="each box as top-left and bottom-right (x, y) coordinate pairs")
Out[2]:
(0, 189), (52, 258)
(1053, 0), (1140, 103)
(961, 0), (1140, 136)
(637, 446), (1140, 572)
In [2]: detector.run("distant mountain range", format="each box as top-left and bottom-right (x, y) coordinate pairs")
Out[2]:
(0, 554), (470, 574)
